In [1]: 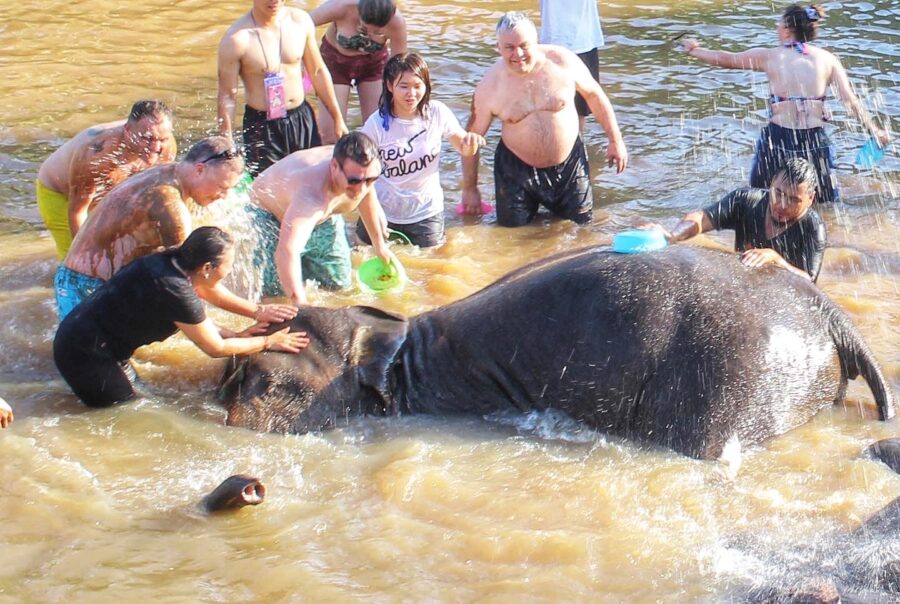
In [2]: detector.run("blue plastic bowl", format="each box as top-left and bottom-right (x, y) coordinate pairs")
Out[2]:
(612, 229), (668, 254)
(855, 137), (886, 169)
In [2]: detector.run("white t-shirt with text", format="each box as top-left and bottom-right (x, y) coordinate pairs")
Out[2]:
(361, 101), (462, 224)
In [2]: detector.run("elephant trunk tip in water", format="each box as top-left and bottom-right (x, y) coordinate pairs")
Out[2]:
(201, 475), (266, 513)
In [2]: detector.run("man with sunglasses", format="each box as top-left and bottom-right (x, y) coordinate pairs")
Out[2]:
(55, 136), (297, 326)
(249, 131), (395, 305)
(37, 100), (177, 259)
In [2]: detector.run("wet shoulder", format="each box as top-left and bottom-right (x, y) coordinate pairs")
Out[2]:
(286, 6), (314, 29)
(542, 44), (577, 67)
(221, 13), (254, 44)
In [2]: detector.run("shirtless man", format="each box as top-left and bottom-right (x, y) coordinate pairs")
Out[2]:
(56, 136), (297, 326)
(218, 0), (349, 176)
(36, 100), (176, 258)
(462, 12), (627, 227)
(249, 131), (394, 305)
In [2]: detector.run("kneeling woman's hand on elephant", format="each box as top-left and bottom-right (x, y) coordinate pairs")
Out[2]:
(263, 326), (310, 353)
(254, 304), (298, 324)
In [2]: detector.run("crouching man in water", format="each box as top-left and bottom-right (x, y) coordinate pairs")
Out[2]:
(650, 158), (826, 281)
(461, 11), (627, 226)
(249, 131), (396, 304)
(36, 100), (177, 259)
(54, 227), (309, 408)
(55, 136), (296, 325)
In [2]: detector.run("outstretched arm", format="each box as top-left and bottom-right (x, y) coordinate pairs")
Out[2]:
(66, 149), (108, 237)
(568, 50), (627, 173)
(682, 39), (769, 71)
(309, 0), (344, 26)
(193, 282), (298, 323)
(650, 210), (713, 244)
(740, 248), (811, 280)
(460, 87), (494, 214)
(217, 34), (242, 138)
(387, 11), (408, 55)
(300, 11), (348, 138)
(176, 318), (308, 357)
(358, 188), (395, 266)
(831, 59), (889, 145)
(275, 202), (318, 305)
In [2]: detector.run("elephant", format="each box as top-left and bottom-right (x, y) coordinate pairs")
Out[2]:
(218, 245), (896, 460)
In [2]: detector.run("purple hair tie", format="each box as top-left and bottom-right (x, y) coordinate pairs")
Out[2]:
(804, 6), (819, 21)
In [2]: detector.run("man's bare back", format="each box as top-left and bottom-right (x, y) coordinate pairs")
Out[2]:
(478, 46), (582, 168)
(251, 146), (345, 221)
(64, 165), (189, 280)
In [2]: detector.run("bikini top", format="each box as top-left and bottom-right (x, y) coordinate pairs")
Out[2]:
(335, 30), (385, 53)
(769, 41), (829, 119)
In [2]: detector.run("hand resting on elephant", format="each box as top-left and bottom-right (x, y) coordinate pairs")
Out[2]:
(54, 227), (309, 409)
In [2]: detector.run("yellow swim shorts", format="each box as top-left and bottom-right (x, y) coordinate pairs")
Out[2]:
(36, 179), (72, 259)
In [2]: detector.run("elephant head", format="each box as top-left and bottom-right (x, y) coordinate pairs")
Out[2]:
(218, 305), (408, 434)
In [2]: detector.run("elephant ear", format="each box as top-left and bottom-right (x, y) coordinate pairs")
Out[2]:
(347, 306), (408, 412)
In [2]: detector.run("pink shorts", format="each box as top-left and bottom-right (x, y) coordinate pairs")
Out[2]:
(320, 37), (389, 86)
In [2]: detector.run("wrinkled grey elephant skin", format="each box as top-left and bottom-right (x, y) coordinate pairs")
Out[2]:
(219, 246), (896, 460)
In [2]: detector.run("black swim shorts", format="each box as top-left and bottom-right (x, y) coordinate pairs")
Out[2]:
(493, 137), (593, 227)
(749, 122), (838, 203)
(242, 101), (322, 177)
(355, 212), (445, 248)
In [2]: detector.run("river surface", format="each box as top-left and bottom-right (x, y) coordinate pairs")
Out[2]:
(0, 0), (898, 601)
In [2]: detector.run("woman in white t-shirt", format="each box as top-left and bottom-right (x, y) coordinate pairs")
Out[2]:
(357, 52), (485, 247)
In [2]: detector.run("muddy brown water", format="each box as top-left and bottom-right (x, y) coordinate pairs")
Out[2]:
(0, 0), (897, 600)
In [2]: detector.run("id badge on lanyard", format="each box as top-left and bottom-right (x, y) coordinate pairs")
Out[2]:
(264, 72), (287, 120)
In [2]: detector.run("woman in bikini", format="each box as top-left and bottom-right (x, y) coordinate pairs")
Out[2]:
(311, 0), (407, 143)
(681, 3), (889, 202)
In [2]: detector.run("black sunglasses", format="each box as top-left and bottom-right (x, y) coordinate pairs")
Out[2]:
(202, 148), (239, 164)
(338, 162), (379, 185)
(346, 175), (379, 185)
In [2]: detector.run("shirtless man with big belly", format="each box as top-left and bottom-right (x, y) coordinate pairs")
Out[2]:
(461, 11), (627, 227)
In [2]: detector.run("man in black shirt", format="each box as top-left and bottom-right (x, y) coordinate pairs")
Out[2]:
(651, 158), (826, 281)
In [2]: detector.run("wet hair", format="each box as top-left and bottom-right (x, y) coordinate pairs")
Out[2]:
(333, 131), (379, 167)
(168, 226), (234, 271)
(377, 52), (432, 128)
(496, 11), (536, 35)
(184, 136), (245, 171)
(774, 158), (818, 194)
(358, 0), (396, 27)
(127, 100), (173, 125)
(782, 4), (825, 42)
